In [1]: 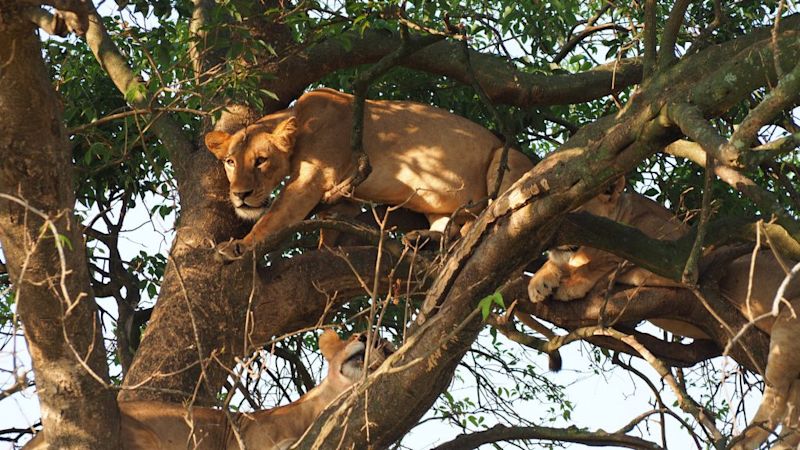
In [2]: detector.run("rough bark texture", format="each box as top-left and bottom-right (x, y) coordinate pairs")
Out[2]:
(0, 16), (119, 450)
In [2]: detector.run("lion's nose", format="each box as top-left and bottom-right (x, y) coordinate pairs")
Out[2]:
(233, 190), (253, 201)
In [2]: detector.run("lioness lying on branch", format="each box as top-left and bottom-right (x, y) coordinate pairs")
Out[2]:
(528, 178), (800, 450)
(204, 88), (533, 260)
(25, 330), (394, 450)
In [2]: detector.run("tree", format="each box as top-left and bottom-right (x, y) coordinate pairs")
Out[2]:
(1, 0), (798, 448)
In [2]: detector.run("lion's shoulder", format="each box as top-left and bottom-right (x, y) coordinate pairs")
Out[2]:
(617, 193), (687, 240)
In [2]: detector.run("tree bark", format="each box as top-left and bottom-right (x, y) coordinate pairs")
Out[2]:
(0, 16), (119, 450)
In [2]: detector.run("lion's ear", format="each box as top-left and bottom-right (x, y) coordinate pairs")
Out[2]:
(599, 177), (625, 204)
(272, 117), (297, 153)
(319, 329), (344, 361)
(205, 131), (231, 160)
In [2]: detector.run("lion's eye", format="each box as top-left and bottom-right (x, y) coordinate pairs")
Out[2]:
(224, 158), (235, 167)
(255, 157), (268, 167)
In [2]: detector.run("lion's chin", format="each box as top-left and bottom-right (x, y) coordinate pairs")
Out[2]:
(234, 206), (267, 221)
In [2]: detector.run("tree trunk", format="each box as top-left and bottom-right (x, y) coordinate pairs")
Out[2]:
(0, 17), (119, 450)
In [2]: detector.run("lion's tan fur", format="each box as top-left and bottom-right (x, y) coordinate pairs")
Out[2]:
(26, 331), (391, 450)
(527, 178), (800, 449)
(205, 88), (533, 259)
(528, 178), (687, 306)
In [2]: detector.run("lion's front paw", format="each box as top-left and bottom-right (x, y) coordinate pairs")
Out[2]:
(528, 265), (563, 303)
(553, 276), (592, 301)
(215, 239), (252, 262)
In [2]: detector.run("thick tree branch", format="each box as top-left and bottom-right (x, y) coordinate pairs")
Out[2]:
(0, 15), (119, 449)
(432, 423), (662, 450)
(687, 26), (800, 115)
(725, 57), (800, 161)
(664, 139), (800, 240)
(264, 29), (643, 110)
(20, 0), (89, 35)
(643, 0), (657, 77)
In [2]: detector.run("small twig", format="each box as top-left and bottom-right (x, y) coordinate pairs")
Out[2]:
(686, 0), (724, 55)
(323, 27), (444, 204)
(682, 151), (715, 284)
(68, 107), (212, 134)
(601, 327), (725, 446)
(553, 21), (627, 64)
(643, 0), (657, 77)
(772, 261), (800, 316)
(458, 25), (516, 199)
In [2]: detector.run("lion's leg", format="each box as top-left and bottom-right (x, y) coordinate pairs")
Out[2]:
(772, 380), (800, 450)
(616, 267), (681, 288)
(403, 213), (450, 245)
(735, 305), (800, 450)
(315, 201), (361, 248)
(217, 166), (325, 260)
(553, 248), (619, 301)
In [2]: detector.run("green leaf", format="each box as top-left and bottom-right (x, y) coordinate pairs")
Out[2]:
(124, 82), (147, 103)
(56, 233), (73, 251)
(478, 292), (504, 320)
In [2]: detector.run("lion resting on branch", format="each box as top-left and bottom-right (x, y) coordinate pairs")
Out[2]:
(204, 88), (533, 260)
(528, 178), (800, 450)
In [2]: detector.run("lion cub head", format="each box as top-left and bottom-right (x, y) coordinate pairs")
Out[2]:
(205, 117), (298, 221)
(319, 329), (394, 389)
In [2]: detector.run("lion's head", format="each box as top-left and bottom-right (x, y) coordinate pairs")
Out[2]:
(318, 330), (395, 389)
(204, 117), (298, 221)
(576, 176), (625, 219)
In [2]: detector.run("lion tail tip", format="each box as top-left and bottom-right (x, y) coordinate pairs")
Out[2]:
(548, 351), (563, 372)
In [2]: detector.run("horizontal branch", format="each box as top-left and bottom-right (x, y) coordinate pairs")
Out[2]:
(432, 423), (661, 450)
(515, 277), (769, 373)
(265, 29), (642, 110)
(556, 212), (689, 281)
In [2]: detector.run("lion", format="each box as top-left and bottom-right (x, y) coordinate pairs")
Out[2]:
(527, 177), (800, 449)
(25, 330), (394, 449)
(204, 88), (533, 260)
(527, 177), (688, 305)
